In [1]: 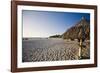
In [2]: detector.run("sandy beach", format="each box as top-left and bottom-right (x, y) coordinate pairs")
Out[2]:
(22, 38), (90, 62)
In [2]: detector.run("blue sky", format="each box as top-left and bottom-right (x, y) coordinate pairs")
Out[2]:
(22, 10), (90, 37)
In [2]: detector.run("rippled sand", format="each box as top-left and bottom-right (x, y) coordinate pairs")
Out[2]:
(22, 38), (90, 62)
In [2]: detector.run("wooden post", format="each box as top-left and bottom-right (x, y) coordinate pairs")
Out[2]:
(78, 39), (82, 59)
(78, 16), (86, 59)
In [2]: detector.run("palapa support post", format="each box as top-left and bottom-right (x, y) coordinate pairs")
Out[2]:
(78, 16), (85, 60)
(78, 39), (82, 59)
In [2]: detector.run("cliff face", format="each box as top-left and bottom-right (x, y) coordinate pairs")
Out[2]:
(62, 17), (90, 40)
